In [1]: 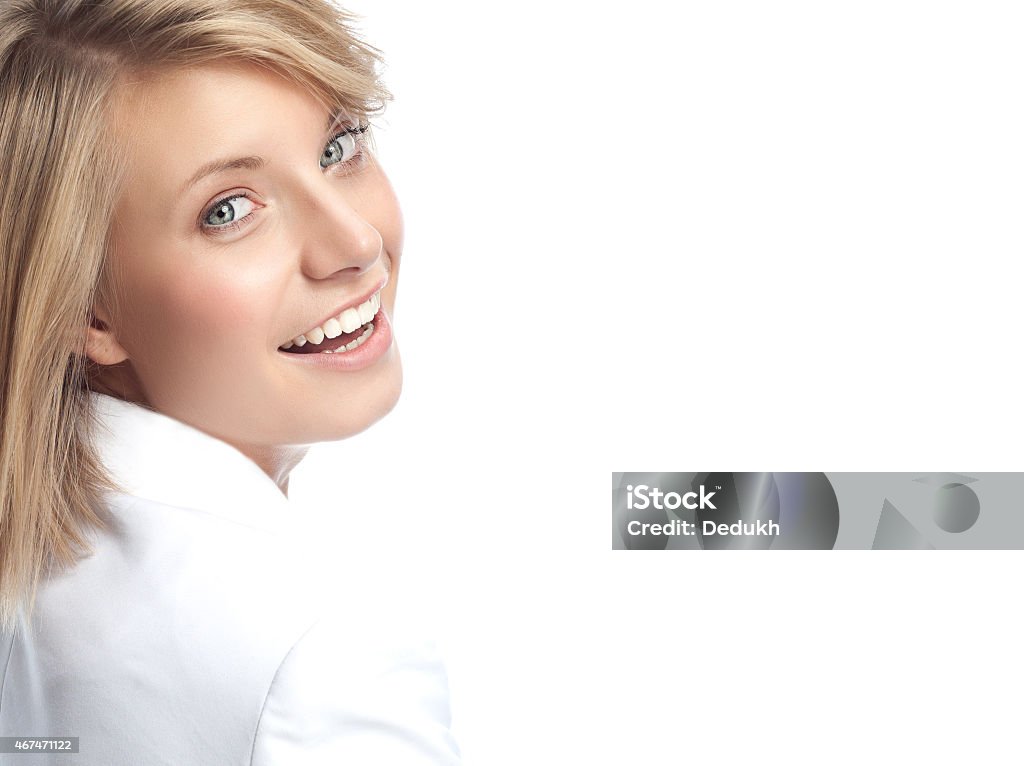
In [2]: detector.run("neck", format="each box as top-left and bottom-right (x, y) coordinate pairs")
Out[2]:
(227, 442), (309, 498)
(88, 372), (308, 498)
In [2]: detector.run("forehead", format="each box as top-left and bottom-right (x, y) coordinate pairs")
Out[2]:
(109, 62), (327, 197)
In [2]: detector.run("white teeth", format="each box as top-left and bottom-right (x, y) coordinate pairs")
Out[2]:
(320, 322), (375, 353)
(339, 308), (362, 334)
(322, 317), (342, 339)
(282, 290), (382, 350)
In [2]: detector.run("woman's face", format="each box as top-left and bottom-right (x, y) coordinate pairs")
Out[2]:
(90, 62), (403, 451)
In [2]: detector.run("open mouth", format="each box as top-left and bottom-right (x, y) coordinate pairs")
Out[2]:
(281, 321), (375, 354)
(279, 291), (380, 355)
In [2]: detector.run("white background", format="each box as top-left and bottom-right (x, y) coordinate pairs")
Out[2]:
(294, 2), (1024, 763)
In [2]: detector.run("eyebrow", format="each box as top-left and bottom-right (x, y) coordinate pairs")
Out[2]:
(179, 110), (347, 194)
(181, 155), (266, 194)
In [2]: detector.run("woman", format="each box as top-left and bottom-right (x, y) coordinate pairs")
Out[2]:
(0, 1), (460, 762)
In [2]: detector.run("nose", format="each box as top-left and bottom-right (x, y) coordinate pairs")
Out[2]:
(298, 187), (383, 281)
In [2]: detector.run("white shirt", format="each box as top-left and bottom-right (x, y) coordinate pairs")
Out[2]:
(0, 392), (462, 765)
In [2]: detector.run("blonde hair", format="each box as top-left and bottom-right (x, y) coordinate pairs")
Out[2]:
(0, 0), (390, 632)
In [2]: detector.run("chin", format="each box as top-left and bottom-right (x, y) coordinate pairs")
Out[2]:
(310, 352), (403, 444)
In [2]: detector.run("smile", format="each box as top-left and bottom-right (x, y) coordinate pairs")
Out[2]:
(280, 288), (382, 355)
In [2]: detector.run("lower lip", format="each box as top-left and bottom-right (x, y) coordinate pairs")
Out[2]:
(276, 308), (393, 372)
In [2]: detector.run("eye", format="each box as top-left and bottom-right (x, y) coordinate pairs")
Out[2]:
(202, 193), (256, 229)
(320, 125), (369, 170)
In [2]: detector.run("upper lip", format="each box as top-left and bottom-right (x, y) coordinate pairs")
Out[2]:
(286, 278), (387, 344)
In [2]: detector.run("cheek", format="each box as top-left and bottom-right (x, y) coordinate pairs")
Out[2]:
(364, 166), (404, 265)
(121, 257), (277, 360)
(380, 191), (404, 258)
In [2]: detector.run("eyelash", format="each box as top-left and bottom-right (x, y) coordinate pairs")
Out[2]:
(199, 123), (371, 237)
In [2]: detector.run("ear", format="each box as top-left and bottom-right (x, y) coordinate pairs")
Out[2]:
(84, 303), (130, 366)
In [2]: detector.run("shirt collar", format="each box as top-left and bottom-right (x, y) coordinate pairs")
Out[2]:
(86, 391), (293, 531)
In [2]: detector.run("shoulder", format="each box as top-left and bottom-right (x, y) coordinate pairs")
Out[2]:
(2, 491), (328, 752)
(45, 489), (325, 636)
(56, 489), (330, 651)
(34, 485), (328, 647)
(251, 578), (462, 765)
